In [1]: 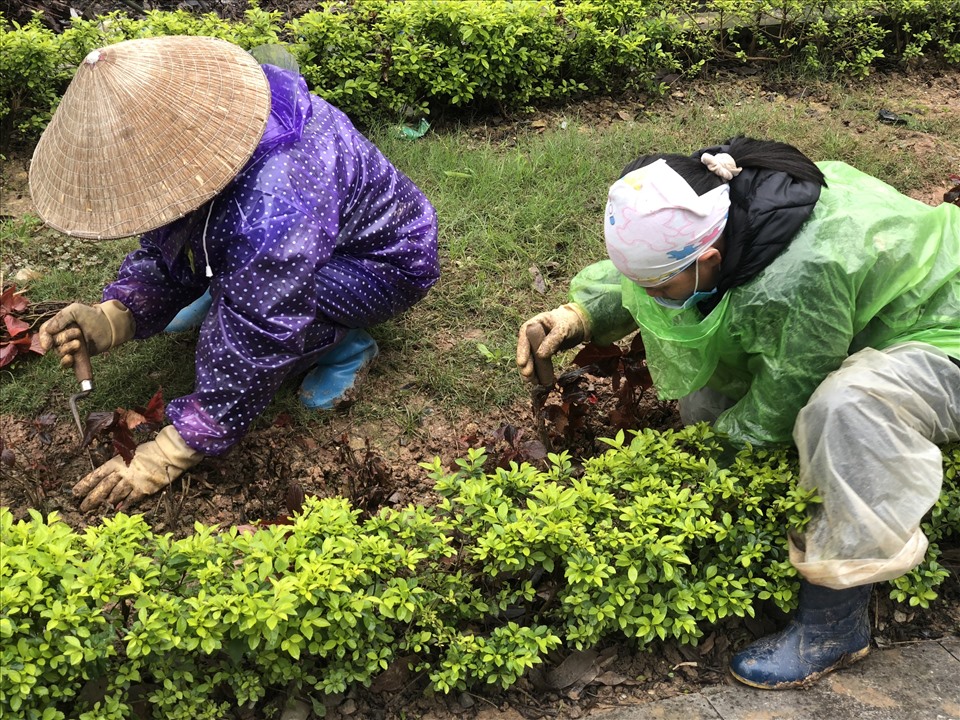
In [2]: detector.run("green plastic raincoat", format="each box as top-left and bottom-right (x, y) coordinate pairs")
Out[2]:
(570, 161), (960, 446)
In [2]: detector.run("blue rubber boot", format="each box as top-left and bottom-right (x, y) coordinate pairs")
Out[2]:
(165, 290), (213, 333)
(730, 580), (872, 689)
(298, 329), (379, 409)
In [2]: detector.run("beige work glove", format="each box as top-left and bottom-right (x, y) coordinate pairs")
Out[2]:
(39, 300), (135, 369)
(73, 425), (204, 511)
(516, 303), (591, 385)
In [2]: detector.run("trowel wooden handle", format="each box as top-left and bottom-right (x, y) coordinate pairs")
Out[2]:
(72, 330), (94, 391)
(525, 324), (556, 386)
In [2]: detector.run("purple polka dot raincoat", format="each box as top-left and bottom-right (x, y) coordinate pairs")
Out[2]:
(102, 65), (440, 456)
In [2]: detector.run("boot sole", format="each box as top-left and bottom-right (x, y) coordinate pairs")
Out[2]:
(730, 645), (871, 690)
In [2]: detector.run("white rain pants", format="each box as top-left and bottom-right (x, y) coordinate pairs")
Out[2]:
(681, 342), (960, 589)
(791, 342), (960, 588)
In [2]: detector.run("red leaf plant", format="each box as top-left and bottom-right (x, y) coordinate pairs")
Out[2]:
(0, 286), (46, 368)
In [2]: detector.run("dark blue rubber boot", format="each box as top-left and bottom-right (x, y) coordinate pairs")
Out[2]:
(298, 329), (379, 410)
(165, 290), (212, 333)
(730, 580), (872, 689)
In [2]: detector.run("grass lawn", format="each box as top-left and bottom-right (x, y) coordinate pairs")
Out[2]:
(3, 67), (958, 434)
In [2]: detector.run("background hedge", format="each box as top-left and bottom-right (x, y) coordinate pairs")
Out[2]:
(2, 0), (959, 148)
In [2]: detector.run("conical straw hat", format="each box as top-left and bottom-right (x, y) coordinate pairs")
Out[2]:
(29, 35), (271, 239)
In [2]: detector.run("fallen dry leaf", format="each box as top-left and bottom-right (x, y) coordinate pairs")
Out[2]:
(593, 670), (640, 687)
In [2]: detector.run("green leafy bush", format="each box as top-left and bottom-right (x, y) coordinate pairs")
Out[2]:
(0, 15), (72, 142)
(54, 5), (284, 61)
(428, 427), (815, 653)
(3, 426), (957, 718)
(375, 0), (572, 113)
(561, 0), (709, 94)
(0, 6), (286, 147)
(288, 3), (388, 118)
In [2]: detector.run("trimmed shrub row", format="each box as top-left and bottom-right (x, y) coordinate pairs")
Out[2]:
(3, 425), (958, 719)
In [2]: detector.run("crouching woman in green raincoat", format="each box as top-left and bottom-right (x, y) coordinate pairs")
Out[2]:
(516, 136), (960, 689)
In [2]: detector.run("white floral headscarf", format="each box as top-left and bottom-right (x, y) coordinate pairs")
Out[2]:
(604, 159), (730, 287)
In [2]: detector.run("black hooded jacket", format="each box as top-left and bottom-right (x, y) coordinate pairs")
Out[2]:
(692, 143), (824, 315)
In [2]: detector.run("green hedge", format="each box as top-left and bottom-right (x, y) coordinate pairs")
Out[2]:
(2, 0), (959, 146)
(3, 425), (958, 719)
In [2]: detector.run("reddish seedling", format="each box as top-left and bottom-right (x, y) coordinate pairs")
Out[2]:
(571, 333), (654, 430)
(336, 434), (396, 517)
(459, 423), (549, 472)
(945, 174), (960, 206)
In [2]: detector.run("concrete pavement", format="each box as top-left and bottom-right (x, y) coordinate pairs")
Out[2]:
(586, 636), (960, 720)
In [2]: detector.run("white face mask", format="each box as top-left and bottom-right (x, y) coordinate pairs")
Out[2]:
(652, 261), (717, 310)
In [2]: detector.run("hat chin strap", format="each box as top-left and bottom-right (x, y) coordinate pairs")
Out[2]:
(201, 202), (215, 278)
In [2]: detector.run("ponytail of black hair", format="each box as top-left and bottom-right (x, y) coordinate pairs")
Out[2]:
(619, 136), (826, 196)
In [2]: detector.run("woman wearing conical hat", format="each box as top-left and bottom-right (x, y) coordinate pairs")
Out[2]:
(33, 36), (440, 511)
